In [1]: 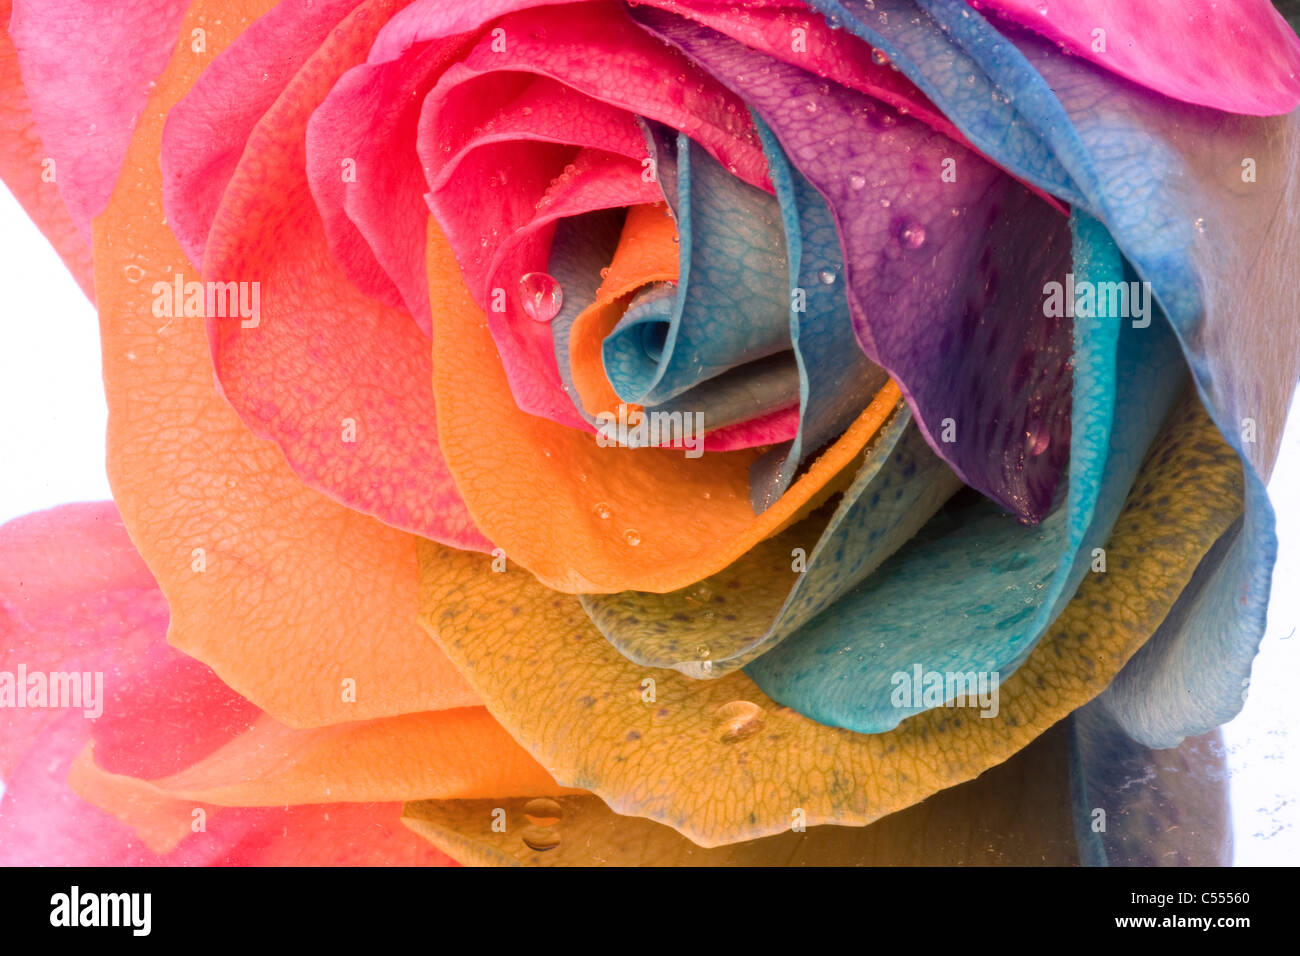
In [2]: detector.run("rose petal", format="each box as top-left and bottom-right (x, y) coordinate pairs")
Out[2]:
(8, 0), (189, 235)
(0, 0), (92, 297)
(417, 2), (770, 423)
(1069, 701), (1230, 866)
(999, 22), (1298, 748)
(778, 2), (1298, 745)
(602, 124), (794, 407)
(971, 0), (1300, 116)
(640, 7), (1075, 522)
(747, 113), (891, 507)
(582, 407), (959, 678)
(163, 0), (365, 267)
(70, 707), (576, 854)
(416, 386), (1243, 846)
(0, 503), (453, 866)
(404, 722), (1079, 865)
(743, 215), (1181, 732)
(306, 29), (473, 330)
(429, 207), (900, 593)
(97, 0), (479, 726)
(198, 0), (488, 549)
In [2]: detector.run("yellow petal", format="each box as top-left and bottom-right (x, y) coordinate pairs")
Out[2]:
(402, 721), (1077, 865)
(417, 385), (1243, 847)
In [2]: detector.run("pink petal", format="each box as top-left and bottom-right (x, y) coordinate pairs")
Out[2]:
(654, 0), (969, 144)
(8, 0), (189, 237)
(0, 2), (93, 298)
(306, 35), (471, 332)
(973, 0), (1300, 116)
(0, 503), (451, 865)
(162, 0), (365, 268)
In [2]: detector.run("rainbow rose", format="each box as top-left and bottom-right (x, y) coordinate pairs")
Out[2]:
(2, 0), (1299, 866)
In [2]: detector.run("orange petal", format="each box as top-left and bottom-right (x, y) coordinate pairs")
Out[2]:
(429, 213), (900, 594)
(95, 0), (477, 726)
(568, 201), (679, 418)
(70, 707), (576, 854)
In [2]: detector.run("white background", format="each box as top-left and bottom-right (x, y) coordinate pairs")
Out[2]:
(1, 184), (1295, 864)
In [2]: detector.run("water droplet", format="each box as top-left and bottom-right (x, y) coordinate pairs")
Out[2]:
(871, 48), (890, 67)
(123, 264), (144, 283)
(818, 269), (837, 285)
(714, 700), (765, 744)
(518, 271), (563, 323)
(848, 173), (867, 190)
(696, 644), (711, 660)
(879, 198), (892, 209)
(1025, 424), (1050, 457)
(593, 502), (612, 520)
(523, 797), (563, 826)
(1036, 2), (1049, 14)
(899, 221), (927, 250)
(521, 826), (561, 852)
(623, 528), (641, 546)
(1194, 217), (1207, 233)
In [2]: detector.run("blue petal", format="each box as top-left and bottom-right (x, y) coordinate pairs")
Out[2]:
(1069, 699), (1231, 866)
(602, 124), (794, 407)
(748, 111), (889, 510)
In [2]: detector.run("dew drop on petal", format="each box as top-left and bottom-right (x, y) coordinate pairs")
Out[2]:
(818, 268), (837, 285)
(623, 528), (641, 546)
(521, 827), (561, 852)
(523, 797), (563, 827)
(593, 502), (612, 520)
(714, 700), (765, 744)
(849, 173), (867, 190)
(123, 264), (144, 283)
(1025, 423), (1051, 457)
(518, 271), (563, 322)
(899, 221), (927, 250)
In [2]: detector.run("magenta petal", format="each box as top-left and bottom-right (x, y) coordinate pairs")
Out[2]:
(307, 36), (472, 332)
(973, 0), (1300, 116)
(8, 0), (189, 236)
(472, 148), (661, 424)
(653, 0), (968, 145)
(162, 0), (364, 268)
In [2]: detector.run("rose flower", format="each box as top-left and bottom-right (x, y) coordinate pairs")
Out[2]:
(2, 0), (1299, 865)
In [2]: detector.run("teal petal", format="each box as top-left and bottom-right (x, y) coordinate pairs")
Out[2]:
(744, 212), (1186, 732)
